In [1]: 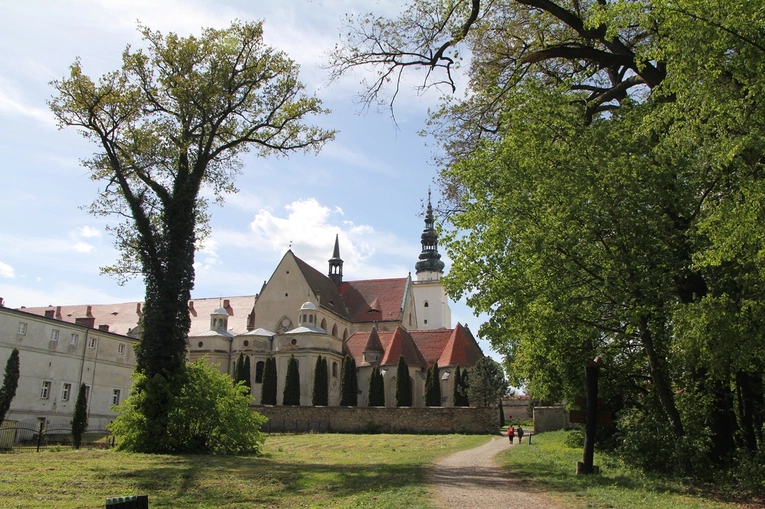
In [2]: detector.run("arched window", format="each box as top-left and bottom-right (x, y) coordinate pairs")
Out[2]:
(424, 301), (429, 308)
(343, 329), (348, 340)
(332, 362), (338, 377)
(321, 318), (327, 330)
(332, 324), (338, 337)
(255, 361), (265, 384)
(309, 315), (313, 323)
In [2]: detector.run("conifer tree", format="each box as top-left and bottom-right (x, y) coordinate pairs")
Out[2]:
(283, 355), (300, 405)
(461, 369), (470, 407)
(349, 357), (358, 406)
(431, 361), (441, 406)
(260, 356), (277, 405)
(340, 355), (358, 406)
(235, 353), (245, 384)
(367, 366), (385, 407)
(243, 356), (252, 390)
(395, 355), (412, 407)
(453, 365), (463, 407)
(312, 355), (329, 406)
(424, 366), (433, 405)
(71, 383), (88, 449)
(0, 348), (20, 424)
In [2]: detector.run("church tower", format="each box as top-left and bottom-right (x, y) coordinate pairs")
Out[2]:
(328, 234), (343, 286)
(413, 192), (452, 329)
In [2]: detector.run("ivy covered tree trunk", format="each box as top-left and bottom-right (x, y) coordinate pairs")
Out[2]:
(0, 348), (20, 424)
(49, 21), (333, 453)
(71, 383), (89, 449)
(283, 355), (300, 406)
(261, 357), (277, 405)
(395, 356), (412, 407)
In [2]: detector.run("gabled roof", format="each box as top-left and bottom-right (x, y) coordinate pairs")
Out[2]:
(337, 278), (408, 323)
(292, 252), (350, 320)
(411, 323), (484, 368)
(347, 326), (428, 370)
(362, 327), (384, 353)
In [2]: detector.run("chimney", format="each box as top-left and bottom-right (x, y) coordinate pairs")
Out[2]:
(98, 324), (110, 332)
(136, 302), (143, 319)
(56, 306), (62, 319)
(0, 297), (4, 307)
(86, 305), (93, 317)
(247, 310), (256, 331)
(44, 309), (55, 318)
(75, 317), (96, 328)
(223, 299), (232, 314)
(188, 301), (197, 317)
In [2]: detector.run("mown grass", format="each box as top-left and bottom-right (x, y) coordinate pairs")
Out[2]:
(496, 430), (754, 509)
(0, 433), (488, 508)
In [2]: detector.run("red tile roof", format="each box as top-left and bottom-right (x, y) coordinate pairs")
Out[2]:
(347, 326), (429, 369)
(337, 278), (407, 323)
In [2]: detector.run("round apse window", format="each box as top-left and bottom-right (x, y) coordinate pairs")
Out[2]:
(243, 340), (249, 347)
(291, 338), (297, 346)
(197, 342), (203, 348)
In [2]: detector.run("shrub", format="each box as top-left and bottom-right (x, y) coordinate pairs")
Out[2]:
(110, 359), (267, 454)
(71, 383), (88, 449)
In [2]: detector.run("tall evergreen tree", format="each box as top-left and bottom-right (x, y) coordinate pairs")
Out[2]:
(340, 355), (358, 406)
(424, 366), (432, 405)
(430, 361), (441, 406)
(461, 369), (470, 407)
(260, 356), (277, 405)
(367, 366), (385, 407)
(350, 357), (358, 406)
(235, 353), (245, 384)
(312, 355), (329, 406)
(71, 383), (89, 449)
(242, 356), (252, 390)
(0, 348), (20, 424)
(283, 355), (300, 405)
(395, 355), (412, 407)
(453, 365), (464, 407)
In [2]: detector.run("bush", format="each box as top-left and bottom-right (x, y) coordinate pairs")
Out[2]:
(110, 359), (267, 454)
(71, 383), (88, 449)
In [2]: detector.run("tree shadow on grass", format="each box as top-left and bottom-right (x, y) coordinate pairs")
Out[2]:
(99, 455), (428, 508)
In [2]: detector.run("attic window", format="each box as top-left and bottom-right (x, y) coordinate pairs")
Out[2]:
(329, 300), (334, 307)
(442, 371), (450, 380)
(111, 311), (119, 315)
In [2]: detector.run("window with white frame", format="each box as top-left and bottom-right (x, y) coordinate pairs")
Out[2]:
(40, 380), (51, 399)
(112, 388), (121, 406)
(61, 383), (72, 401)
(117, 343), (126, 356)
(50, 329), (60, 342)
(88, 336), (97, 349)
(71, 333), (79, 346)
(17, 322), (27, 335)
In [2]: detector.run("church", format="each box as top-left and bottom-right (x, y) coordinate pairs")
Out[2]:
(16, 197), (484, 409)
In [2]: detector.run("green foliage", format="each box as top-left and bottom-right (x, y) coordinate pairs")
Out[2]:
(0, 348), (20, 424)
(110, 359), (267, 454)
(49, 20), (334, 452)
(340, 355), (359, 406)
(283, 355), (300, 406)
(395, 355), (413, 406)
(425, 362), (442, 406)
(367, 366), (385, 407)
(261, 357), (277, 405)
(312, 355), (328, 406)
(467, 357), (507, 408)
(460, 369), (469, 407)
(242, 356), (251, 390)
(71, 383), (89, 449)
(499, 399), (505, 428)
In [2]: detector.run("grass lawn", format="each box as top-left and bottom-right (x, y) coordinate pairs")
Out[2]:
(0, 433), (488, 508)
(496, 430), (757, 509)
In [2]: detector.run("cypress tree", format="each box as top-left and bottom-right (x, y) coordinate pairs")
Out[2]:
(0, 348), (20, 424)
(243, 355), (252, 389)
(395, 355), (412, 406)
(312, 355), (329, 406)
(367, 366), (385, 407)
(453, 365), (463, 406)
(261, 356), (277, 405)
(461, 369), (470, 407)
(431, 361), (441, 406)
(71, 383), (88, 449)
(349, 357), (358, 406)
(235, 353), (245, 384)
(424, 366), (433, 405)
(283, 354), (300, 405)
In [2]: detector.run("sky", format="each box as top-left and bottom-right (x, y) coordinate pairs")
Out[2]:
(0, 1), (497, 360)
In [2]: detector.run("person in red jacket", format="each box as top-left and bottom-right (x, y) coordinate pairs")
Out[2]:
(508, 425), (515, 444)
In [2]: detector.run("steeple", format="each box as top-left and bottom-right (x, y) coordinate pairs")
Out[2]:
(328, 234), (343, 286)
(415, 191), (445, 278)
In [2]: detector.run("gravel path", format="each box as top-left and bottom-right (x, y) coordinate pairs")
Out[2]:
(430, 436), (565, 509)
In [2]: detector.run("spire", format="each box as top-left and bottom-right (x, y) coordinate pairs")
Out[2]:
(328, 233), (343, 286)
(415, 191), (445, 276)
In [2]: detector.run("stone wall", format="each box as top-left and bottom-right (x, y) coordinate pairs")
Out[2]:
(252, 405), (499, 434)
(532, 406), (569, 433)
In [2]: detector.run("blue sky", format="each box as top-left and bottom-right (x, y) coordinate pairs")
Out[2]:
(0, 0), (496, 359)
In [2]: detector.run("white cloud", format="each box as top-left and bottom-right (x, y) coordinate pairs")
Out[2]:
(0, 261), (15, 279)
(79, 226), (102, 238)
(0, 80), (55, 125)
(72, 242), (94, 253)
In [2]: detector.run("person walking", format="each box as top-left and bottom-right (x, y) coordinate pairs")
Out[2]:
(517, 426), (524, 444)
(508, 425), (515, 444)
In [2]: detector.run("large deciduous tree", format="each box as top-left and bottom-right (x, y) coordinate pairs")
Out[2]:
(330, 0), (765, 477)
(50, 21), (334, 452)
(467, 357), (507, 408)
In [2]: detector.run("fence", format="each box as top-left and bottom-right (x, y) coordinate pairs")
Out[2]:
(0, 422), (114, 452)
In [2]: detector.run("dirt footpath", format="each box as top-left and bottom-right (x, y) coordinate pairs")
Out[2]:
(430, 436), (565, 509)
